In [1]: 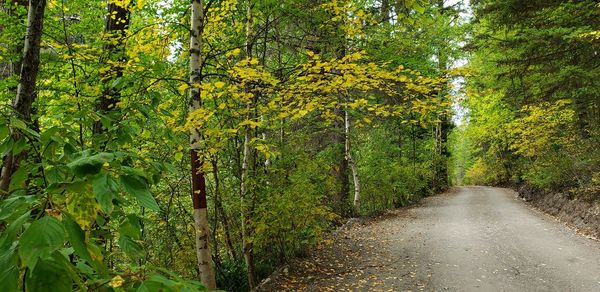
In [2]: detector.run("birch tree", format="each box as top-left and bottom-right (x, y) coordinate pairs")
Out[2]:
(345, 108), (361, 211)
(188, 0), (216, 289)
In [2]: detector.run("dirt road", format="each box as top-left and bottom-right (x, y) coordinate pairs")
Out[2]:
(261, 187), (600, 291)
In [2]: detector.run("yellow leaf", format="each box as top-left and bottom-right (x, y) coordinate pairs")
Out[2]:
(230, 48), (241, 57)
(66, 189), (100, 230)
(178, 83), (190, 92)
(109, 276), (124, 288)
(239, 120), (260, 128)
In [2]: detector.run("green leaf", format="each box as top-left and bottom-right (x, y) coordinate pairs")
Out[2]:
(97, 113), (113, 132)
(0, 138), (14, 158)
(8, 165), (29, 192)
(64, 216), (93, 264)
(67, 152), (114, 177)
(111, 77), (124, 89)
(0, 245), (18, 292)
(63, 143), (77, 157)
(413, 3), (425, 14)
(163, 162), (176, 173)
(26, 255), (72, 292)
(95, 214), (106, 227)
(9, 117), (27, 132)
(118, 235), (145, 259)
(174, 152), (183, 162)
(150, 91), (161, 107)
(10, 117), (39, 138)
(75, 261), (94, 275)
(11, 138), (27, 155)
(19, 216), (66, 270)
(121, 166), (148, 179)
(147, 274), (176, 287)
(120, 174), (159, 211)
(142, 273), (207, 291)
(119, 214), (142, 239)
(0, 194), (35, 221)
(40, 126), (63, 144)
(0, 123), (8, 140)
(92, 173), (117, 213)
(0, 211), (30, 249)
(136, 281), (151, 292)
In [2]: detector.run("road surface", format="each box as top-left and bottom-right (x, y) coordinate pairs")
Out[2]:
(262, 186), (600, 291)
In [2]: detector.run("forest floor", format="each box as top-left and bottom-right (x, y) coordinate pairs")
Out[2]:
(258, 187), (600, 292)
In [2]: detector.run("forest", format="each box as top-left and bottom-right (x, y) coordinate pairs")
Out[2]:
(0, 0), (598, 291)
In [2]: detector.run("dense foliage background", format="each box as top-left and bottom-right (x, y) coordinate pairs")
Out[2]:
(0, 0), (467, 290)
(454, 0), (600, 199)
(4, 0), (599, 290)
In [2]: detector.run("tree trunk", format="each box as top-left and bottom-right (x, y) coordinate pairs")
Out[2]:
(394, 0), (407, 18)
(434, 0), (450, 192)
(240, 124), (258, 289)
(93, 0), (130, 134)
(189, 0), (216, 289)
(332, 16), (350, 217)
(240, 1), (258, 288)
(0, 0), (47, 194)
(211, 158), (237, 261)
(333, 123), (349, 212)
(381, 0), (391, 22)
(345, 109), (360, 213)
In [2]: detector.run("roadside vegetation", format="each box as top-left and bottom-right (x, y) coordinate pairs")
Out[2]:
(0, 0), (466, 291)
(453, 0), (600, 200)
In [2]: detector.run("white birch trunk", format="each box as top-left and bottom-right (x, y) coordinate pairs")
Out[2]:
(345, 108), (361, 211)
(189, 0), (216, 289)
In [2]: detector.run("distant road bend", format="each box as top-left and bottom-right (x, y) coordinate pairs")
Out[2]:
(265, 187), (600, 291)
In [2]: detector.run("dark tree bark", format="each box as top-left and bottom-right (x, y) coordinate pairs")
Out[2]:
(333, 26), (351, 217)
(332, 112), (350, 216)
(211, 158), (237, 261)
(0, 0), (47, 194)
(381, 0), (391, 21)
(433, 0), (450, 192)
(93, 1), (130, 134)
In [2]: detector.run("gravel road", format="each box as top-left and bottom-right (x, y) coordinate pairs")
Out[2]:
(262, 186), (600, 291)
(391, 186), (600, 291)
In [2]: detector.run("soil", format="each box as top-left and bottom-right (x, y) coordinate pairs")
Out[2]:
(516, 184), (600, 240)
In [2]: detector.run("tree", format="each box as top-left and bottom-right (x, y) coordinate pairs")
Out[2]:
(239, 1), (258, 288)
(188, 0), (216, 289)
(459, 0), (600, 191)
(432, 0), (451, 192)
(0, 0), (462, 290)
(0, 0), (47, 193)
(93, 0), (131, 135)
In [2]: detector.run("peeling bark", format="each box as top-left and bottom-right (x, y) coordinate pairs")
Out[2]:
(189, 0), (216, 289)
(345, 109), (360, 212)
